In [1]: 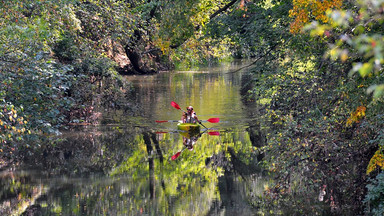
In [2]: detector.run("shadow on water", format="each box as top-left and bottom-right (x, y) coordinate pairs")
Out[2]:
(0, 61), (271, 215)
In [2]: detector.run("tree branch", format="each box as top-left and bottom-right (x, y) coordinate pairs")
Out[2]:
(226, 42), (280, 74)
(170, 0), (240, 49)
(210, 0), (239, 20)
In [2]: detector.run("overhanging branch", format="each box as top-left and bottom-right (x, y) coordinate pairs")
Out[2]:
(226, 42), (280, 74)
(170, 0), (240, 49)
(210, 0), (239, 20)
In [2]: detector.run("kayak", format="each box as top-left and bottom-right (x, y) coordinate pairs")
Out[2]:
(177, 123), (200, 133)
(177, 123), (200, 138)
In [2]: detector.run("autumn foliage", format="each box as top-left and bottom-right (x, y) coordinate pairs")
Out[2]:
(346, 105), (366, 127)
(367, 149), (384, 175)
(289, 0), (343, 33)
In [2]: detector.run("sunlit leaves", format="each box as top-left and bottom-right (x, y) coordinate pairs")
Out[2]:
(346, 105), (366, 127)
(289, 0), (343, 34)
(154, 0), (236, 65)
(367, 84), (384, 98)
(75, 0), (134, 43)
(308, 1), (384, 98)
(367, 149), (384, 175)
(0, 102), (29, 145)
(235, 0), (384, 213)
(0, 0), (83, 156)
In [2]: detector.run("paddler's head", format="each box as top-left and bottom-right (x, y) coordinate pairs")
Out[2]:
(187, 106), (193, 113)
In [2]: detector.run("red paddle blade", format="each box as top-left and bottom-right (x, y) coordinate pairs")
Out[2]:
(171, 101), (181, 110)
(208, 131), (220, 136)
(207, 118), (220, 123)
(155, 120), (168, 123)
(171, 152), (181, 160)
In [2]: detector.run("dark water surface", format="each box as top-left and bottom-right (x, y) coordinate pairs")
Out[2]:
(1, 62), (269, 215)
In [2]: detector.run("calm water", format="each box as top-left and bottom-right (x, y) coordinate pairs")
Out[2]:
(1, 62), (269, 215)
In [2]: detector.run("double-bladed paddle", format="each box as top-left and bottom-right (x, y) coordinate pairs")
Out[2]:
(170, 101), (214, 129)
(155, 118), (220, 123)
(156, 130), (220, 136)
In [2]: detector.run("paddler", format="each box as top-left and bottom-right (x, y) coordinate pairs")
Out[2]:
(181, 106), (200, 123)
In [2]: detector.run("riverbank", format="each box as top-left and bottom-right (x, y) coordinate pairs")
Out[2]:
(240, 55), (382, 214)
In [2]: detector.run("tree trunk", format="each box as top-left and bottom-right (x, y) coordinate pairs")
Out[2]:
(124, 46), (147, 74)
(124, 28), (156, 74)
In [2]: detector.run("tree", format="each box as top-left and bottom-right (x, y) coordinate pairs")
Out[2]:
(0, 0), (132, 158)
(0, 0), (80, 146)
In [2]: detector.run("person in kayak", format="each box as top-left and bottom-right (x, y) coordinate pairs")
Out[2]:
(183, 136), (196, 151)
(182, 106), (200, 123)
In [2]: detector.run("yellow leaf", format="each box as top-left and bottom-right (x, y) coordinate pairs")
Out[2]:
(346, 106), (366, 127)
(367, 150), (384, 174)
(359, 63), (373, 77)
(340, 50), (348, 62)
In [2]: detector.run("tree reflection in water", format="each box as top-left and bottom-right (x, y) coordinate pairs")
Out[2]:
(0, 64), (271, 215)
(0, 124), (267, 215)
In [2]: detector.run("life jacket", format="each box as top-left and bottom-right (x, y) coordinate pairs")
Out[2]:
(185, 112), (197, 123)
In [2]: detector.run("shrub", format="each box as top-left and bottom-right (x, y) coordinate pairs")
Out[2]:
(364, 172), (384, 216)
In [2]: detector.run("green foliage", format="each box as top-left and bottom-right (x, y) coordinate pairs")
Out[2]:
(0, 0), (135, 159)
(0, 101), (30, 154)
(0, 0), (79, 139)
(70, 55), (132, 111)
(307, 0), (384, 98)
(364, 172), (384, 216)
(53, 34), (80, 62)
(0, 0), (78, 154)
(233, 0), (384, 214)
(74, 55), (116, 78)
(301, 0), (384, 213)
(247, 57), (376, 213)
(75, 0), (134, 43)
(152, 0), (240, 68)
(206, 0), (292, 58)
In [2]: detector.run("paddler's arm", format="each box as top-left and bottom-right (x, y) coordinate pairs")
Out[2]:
(193, 113), (201, 123)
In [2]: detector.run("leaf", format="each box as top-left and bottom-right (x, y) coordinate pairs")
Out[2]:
(367, 84), (384, 98)
(340, 49), (348, 62)
(359, 62), (373, 77)
(367, 149), (384, 175)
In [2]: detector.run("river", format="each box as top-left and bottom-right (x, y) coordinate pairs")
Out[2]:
(0, 62), (269, 215)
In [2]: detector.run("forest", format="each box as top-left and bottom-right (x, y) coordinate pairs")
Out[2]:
(1, 0), (384, 215)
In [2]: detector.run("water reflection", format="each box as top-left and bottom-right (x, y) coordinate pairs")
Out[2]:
(0, 62), (269, 215)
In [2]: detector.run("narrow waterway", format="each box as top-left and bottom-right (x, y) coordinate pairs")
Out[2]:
(0, 62), (269, 215)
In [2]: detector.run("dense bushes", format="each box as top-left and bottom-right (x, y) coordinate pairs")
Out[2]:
(0, 1), (134, 161)
(364, 172), (384, 215)
(245, 57), (382, 214)
(236, 0), (384, 214)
